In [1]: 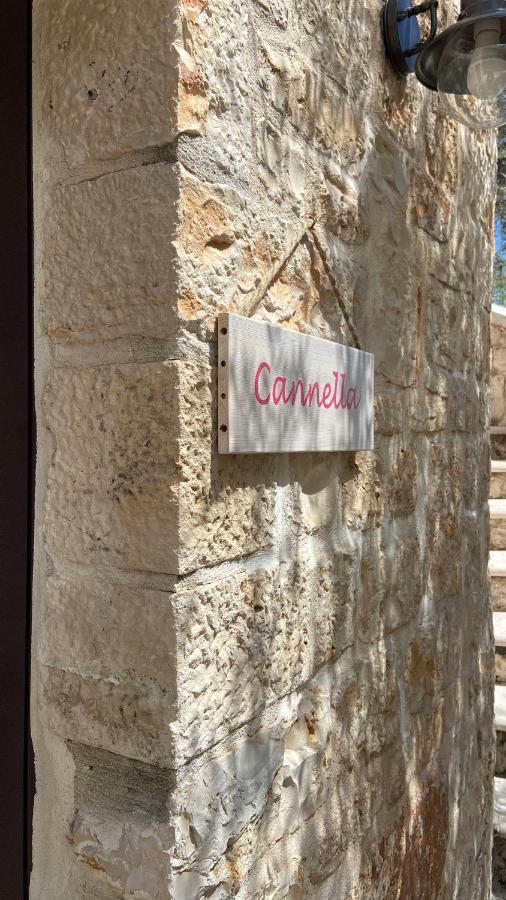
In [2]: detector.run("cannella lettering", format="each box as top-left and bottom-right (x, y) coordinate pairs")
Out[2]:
(254, 362), (361, 410)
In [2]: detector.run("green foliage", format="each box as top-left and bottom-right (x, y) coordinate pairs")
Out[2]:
(494, 250), (506, 306)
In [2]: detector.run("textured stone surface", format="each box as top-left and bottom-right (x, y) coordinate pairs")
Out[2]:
(32, 0), (496, 896)
(492, 517), (506, 553)
(492, 312), (506, 428)
(33, 0), (178, 176)
(492, 472), (506, 500)
(493, 578), (506, 613)
(44, 361), (180, 574)
(38, 573), (177, 764)
(41, 163), (179, 343)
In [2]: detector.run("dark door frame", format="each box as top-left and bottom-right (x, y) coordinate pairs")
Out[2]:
(0, 0), (34, 895)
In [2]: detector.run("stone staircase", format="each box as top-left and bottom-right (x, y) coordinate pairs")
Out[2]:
(491, 459), (506, 894)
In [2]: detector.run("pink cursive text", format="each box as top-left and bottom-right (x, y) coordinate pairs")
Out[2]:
(253, 362), (361, 411)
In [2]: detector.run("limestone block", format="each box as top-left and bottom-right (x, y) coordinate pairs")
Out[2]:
(40, 573), (176, 688)
(462, 437), (490, 510)
(492, 375), (506, 425)
(44, 361), (180, 573)
(39, 573), (177, 763)
(411, 170), (451, 243)
(33, 0), (178, 175)
(41, 163), (178, 342)
(176, 175), (354, 345)
(169, 651), (401, 898)
(424, 282), (478, 375)
(174, 551), (357, 760)
(426, 438), (463, 601)
(44, 360), (276, 577)
(424, 108), (459, 195)
(177, 360), (277, 573)
(354, 135), (420, 388)
(375, 437), (417, 520)
(41, 665), (176, 767)
(441, 591), (495, 739)
(190, 0), (255, 185)
(67, 743), (175, 898)
(493, 578), (506, 612)
(409, 379), (448, 434)
(496, 650), (506, 684)
(374, 385), (410, 437)
(286, 450), (380, 537)
(461, 513), (489, 598)
(363, 525), (423, 637)
(492, 517), (506, 552)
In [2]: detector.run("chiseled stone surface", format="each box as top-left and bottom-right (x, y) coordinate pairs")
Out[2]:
(492, 311), (506, 427)
(33, 0), (179, 176)
(40, 163), (179, 343)
(32, 0), (495, 897)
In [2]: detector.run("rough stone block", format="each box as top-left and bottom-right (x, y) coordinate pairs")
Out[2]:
(177, 361), (276, 573)
(44, 361), (180, 573)
(493, 577), (506, 612)
(169, 652), (401, 898)
(38, 572), (177, 763)
(41, 163), (178, 343)
(492, 517), (506, 552)
(44, 360), (277, 577)
(40, 573), (176, 688)
(174, 551), (357, 760)
(33, 0), (178, 175)
(41, 665), (176, 767)
(492, 375), (506, 425)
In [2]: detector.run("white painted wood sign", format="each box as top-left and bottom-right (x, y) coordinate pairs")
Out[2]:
(218, 313), (374, 454)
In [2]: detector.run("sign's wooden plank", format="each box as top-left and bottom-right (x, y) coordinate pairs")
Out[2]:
(217, 313), (374, 454)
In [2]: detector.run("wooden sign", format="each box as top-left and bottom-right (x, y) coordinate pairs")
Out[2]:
(217, 313), (374, 454)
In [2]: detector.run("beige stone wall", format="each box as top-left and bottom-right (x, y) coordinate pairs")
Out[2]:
(31, 0), (496, 898)
(492, 307), (506, 427)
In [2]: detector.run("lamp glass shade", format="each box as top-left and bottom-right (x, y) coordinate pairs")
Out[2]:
(436, 20), (506, 128)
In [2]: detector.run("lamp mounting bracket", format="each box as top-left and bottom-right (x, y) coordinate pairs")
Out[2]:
(383, 0), (439, 76)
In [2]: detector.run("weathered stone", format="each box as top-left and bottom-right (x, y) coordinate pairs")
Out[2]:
(496, 649), (506, 685)
(492, 517), (506, 553)
(493, 578), (506, 612)
(41, 163), (179, 343)
(491, 470), (506, 500)
(44, 362), (180, 573)
(31, 0), (496, 895)
(174, 552), (357, 760)
(38, 574), (177, 764)
(33, 0), (178, 175)
(43, 360), (276, 577)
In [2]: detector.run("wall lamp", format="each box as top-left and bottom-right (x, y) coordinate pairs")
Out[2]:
(383, 0), (506, 128)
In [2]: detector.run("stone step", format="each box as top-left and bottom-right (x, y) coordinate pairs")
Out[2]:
(490, 501), (506, 551)
(491, 462), (506, 499)
(491, 552), (506, 577)
(492, 427), (506, 435)
(496, 685), (506, 731)
(491, 553), (506, 612)
(496, 778), (506, 838)
(491, 500), (506, 518)
(496, 613), (506, 648)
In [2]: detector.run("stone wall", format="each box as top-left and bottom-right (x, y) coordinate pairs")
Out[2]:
(31, 0), (496, 897)
(492, 307), (506, 463)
